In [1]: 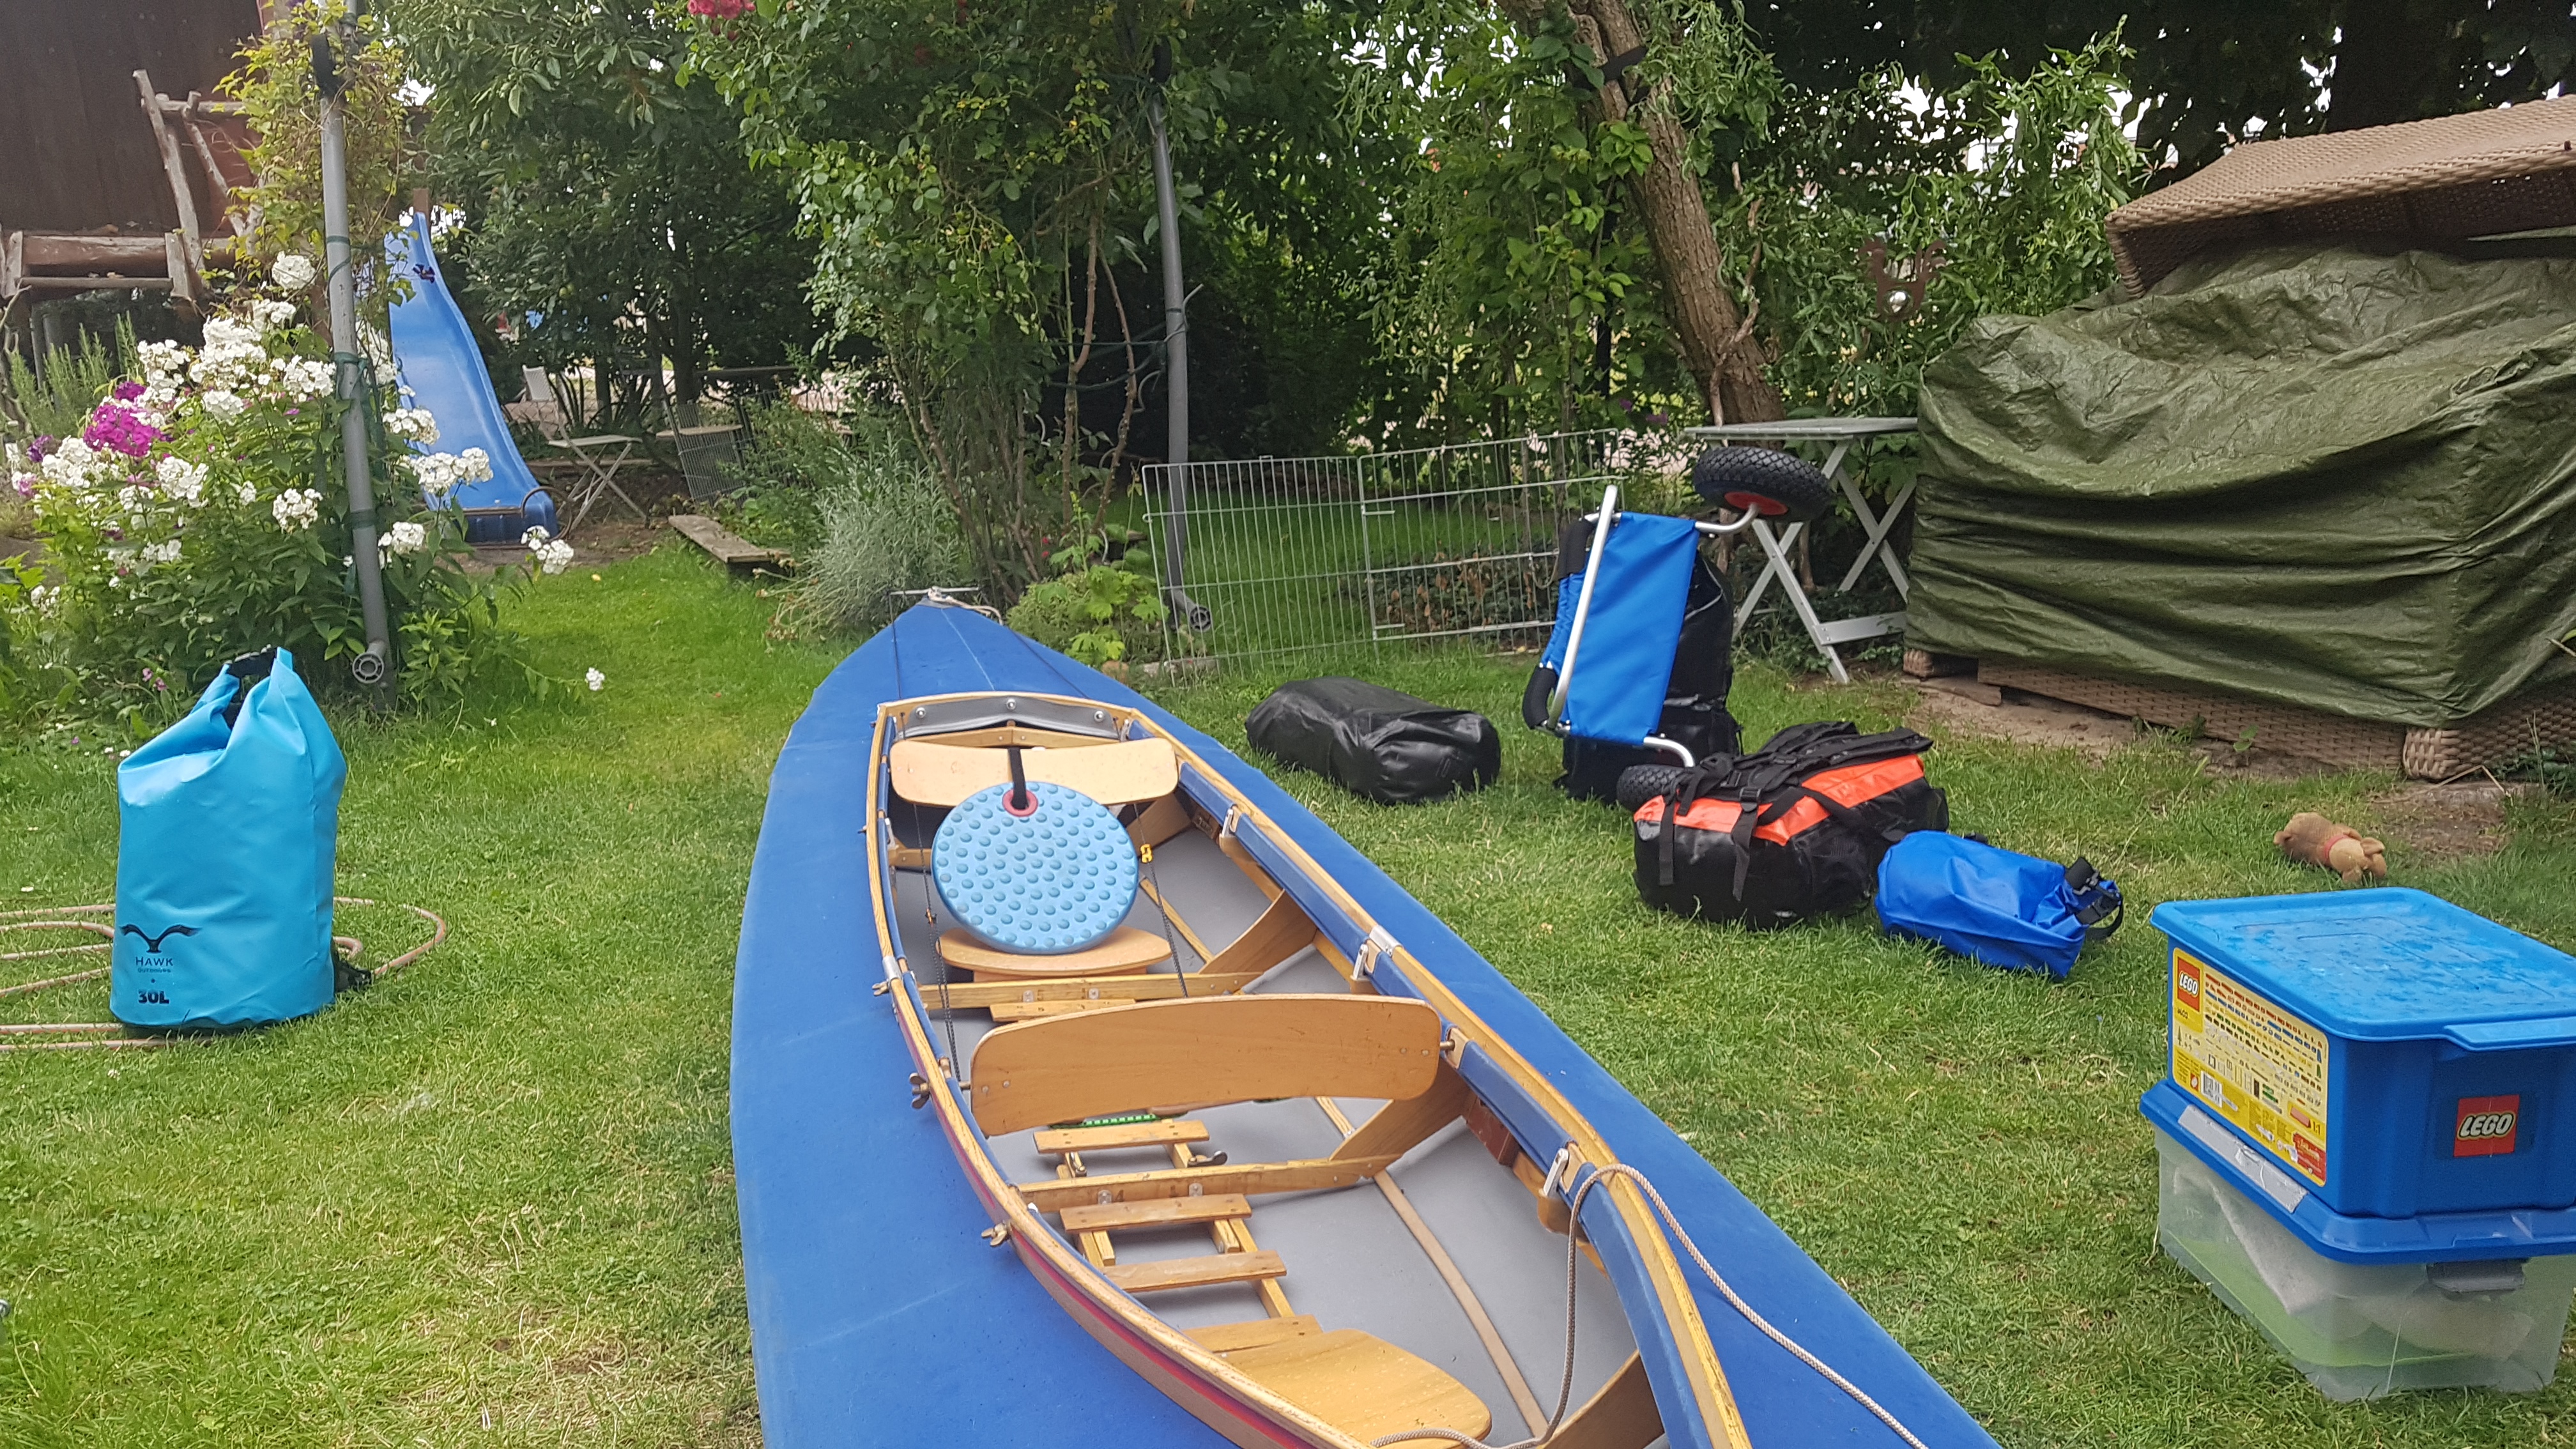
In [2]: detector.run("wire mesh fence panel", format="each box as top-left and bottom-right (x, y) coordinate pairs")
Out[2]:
(1145, 431), (1631, 662)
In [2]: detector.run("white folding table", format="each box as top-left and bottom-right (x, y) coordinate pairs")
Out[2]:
(1683, 417), (1917, 684)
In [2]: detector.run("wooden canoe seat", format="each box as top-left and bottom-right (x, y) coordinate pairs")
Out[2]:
(1102, 1248), (1286, 1294)
(1034, 1119), (1209, 1154)
(1220, 1329), (1492, 1443)
(937, 927), (1172, 980)
(889, 737), (1179, 808)
(967, 994), (1445, 1137)
(1061, 1192), (1250, 1232)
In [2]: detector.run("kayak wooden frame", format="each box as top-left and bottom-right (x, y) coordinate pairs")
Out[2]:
(866, 689), (1754, 1449)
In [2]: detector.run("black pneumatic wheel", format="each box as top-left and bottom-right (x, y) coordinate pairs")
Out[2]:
(1691, 446), (1832, 524)
(1615, 763), (1694, 813)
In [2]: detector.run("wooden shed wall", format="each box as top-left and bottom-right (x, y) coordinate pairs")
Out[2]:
(0, 1), (266, 235)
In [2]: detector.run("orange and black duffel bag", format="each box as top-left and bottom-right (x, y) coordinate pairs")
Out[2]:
(1628, 723), (1945, 928)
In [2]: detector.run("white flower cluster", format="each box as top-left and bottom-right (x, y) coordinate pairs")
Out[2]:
(1604, 429), (1698, 481)
(271, 355), (336, 402)
(136, 341), (189, 415)
(383, 408), (440, 445)
(523, 526), (574, 575)
(585, 667), (606, 693)
(250, 299), (298, 332)
(407, 448), (493, 495)
(4, 441), (34, 500)
(26, 583), (60, 615)
(273, 487), (322, 532)
(155, 455), (208, 505)
(37, 437), (106, 493)
(271, 253), (318, 291)
(140, 538), (182, 567)
(192, 317), (270, 395)
(234, 479), (259, 505)
(383, 519), (429, 556)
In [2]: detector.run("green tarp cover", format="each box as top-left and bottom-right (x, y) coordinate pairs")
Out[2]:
(1908, 240), (2576, 727)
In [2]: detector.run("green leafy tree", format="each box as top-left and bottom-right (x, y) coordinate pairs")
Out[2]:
(1746, 1), (2576, 178)
(689, 1), (1208, 597)
(392, 0), (820, 417)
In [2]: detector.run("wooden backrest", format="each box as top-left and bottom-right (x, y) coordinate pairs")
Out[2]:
(889, 736), (1179, 808)
(967, 995), (1445, 1137)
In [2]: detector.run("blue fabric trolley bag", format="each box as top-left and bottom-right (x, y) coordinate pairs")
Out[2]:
(112, 647), (347, 1029)
(1874, 831), (2122, 979)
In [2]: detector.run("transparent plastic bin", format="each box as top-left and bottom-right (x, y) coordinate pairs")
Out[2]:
(2156, 1126), (2576, 1400)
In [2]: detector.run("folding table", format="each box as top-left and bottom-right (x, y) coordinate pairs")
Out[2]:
(1682, 417), (1917, 684)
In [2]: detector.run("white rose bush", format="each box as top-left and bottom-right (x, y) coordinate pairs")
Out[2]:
(0, 280), (558, 721)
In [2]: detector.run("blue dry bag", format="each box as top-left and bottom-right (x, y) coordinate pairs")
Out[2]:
(112, 647), (346, 1029)
(1873, 831), (2122, 979)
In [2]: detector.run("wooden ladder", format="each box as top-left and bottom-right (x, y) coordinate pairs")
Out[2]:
(1040, 1118), (1294, 1317)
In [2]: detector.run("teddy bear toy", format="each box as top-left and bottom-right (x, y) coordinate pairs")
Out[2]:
(2276, 811), (2388, 885)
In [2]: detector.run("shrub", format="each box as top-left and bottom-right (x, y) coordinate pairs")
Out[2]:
(1008, 565), (1169, 667)
(1, 283), (548, 726)
(767, 417), (969, 634)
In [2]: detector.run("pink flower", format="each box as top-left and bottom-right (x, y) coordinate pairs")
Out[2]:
(82, 403), (163, 458)
(687, 0), (751, 16)
(114, 380), (146, 402)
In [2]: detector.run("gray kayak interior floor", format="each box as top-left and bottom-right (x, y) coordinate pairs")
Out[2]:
(892, 824), (1643, 1430)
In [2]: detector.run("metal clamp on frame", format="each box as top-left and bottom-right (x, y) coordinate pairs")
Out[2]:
(1349, 926), (1397, 984)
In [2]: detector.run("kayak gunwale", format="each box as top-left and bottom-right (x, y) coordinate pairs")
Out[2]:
(864, 688), (1751, 1449)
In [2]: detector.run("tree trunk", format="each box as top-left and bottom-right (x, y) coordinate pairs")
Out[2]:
(1510, 0), (1784, 425)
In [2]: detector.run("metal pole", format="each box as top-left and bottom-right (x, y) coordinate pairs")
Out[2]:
(1146, 62), (1209, 633)
(317, 22), (392, 697)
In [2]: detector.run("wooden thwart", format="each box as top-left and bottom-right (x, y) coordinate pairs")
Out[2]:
(667, 514), (783, 569)
(1102, 1249), (1286, 1294)
(937, 970), (1266, 1011)
(968, 994), (1445, 1136)
(986, 999), (1129, 1022)
(1060, 1192), (1252, 1233)
(1035, 1119), (1209, 1155)
(887, 737), (1179, 808)
(1221, 1329), (1493, 1443)
(1016, 1154), (1395, 1214)
(1186, 1315), (1321, 1353)
(937, 927), (1172, 980)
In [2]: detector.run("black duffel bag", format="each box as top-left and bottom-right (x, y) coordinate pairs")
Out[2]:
(1246, 677), (1501, 805)
(1631, 722), (1947, 928)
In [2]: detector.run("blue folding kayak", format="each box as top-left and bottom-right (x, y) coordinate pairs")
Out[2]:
(732, 601), (2004, 1449)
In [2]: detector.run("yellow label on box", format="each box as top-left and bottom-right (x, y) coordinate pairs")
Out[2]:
(2171, 948), (2331, 1185)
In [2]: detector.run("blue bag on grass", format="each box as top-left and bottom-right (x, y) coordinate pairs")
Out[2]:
(1873, 831), (2122, 979)
(112, 647), (346, 1029)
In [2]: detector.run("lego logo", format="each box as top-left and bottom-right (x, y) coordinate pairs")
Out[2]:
(2455, 1094), (2520, 1158)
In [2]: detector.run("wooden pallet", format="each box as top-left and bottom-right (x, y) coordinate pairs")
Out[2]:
(666, 514), (782, 570)
(1964, 659), (2576, 779)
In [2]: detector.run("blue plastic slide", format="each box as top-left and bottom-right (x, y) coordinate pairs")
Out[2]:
(385, 215), (558, 542)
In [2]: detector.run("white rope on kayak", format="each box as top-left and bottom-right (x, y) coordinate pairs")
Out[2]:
(1372, 1162), (1932, 1449)
(0, 897), (448, 1052)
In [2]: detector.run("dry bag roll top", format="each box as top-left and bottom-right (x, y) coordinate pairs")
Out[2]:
(1874, 832), (2122, 979)
(113, 647), (346, 1029)
(1630, 723), (1945, 928)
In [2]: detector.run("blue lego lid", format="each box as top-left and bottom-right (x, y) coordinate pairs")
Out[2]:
(2149, 889), (2576, 1048)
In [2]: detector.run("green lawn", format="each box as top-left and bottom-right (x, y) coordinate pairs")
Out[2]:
(7, 546), (2576, 1446)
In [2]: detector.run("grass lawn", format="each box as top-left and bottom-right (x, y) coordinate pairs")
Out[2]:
(8, 544), (2576, 1446)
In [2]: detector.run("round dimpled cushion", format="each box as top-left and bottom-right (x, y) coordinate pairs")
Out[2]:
(931, 780), (1140, 954)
